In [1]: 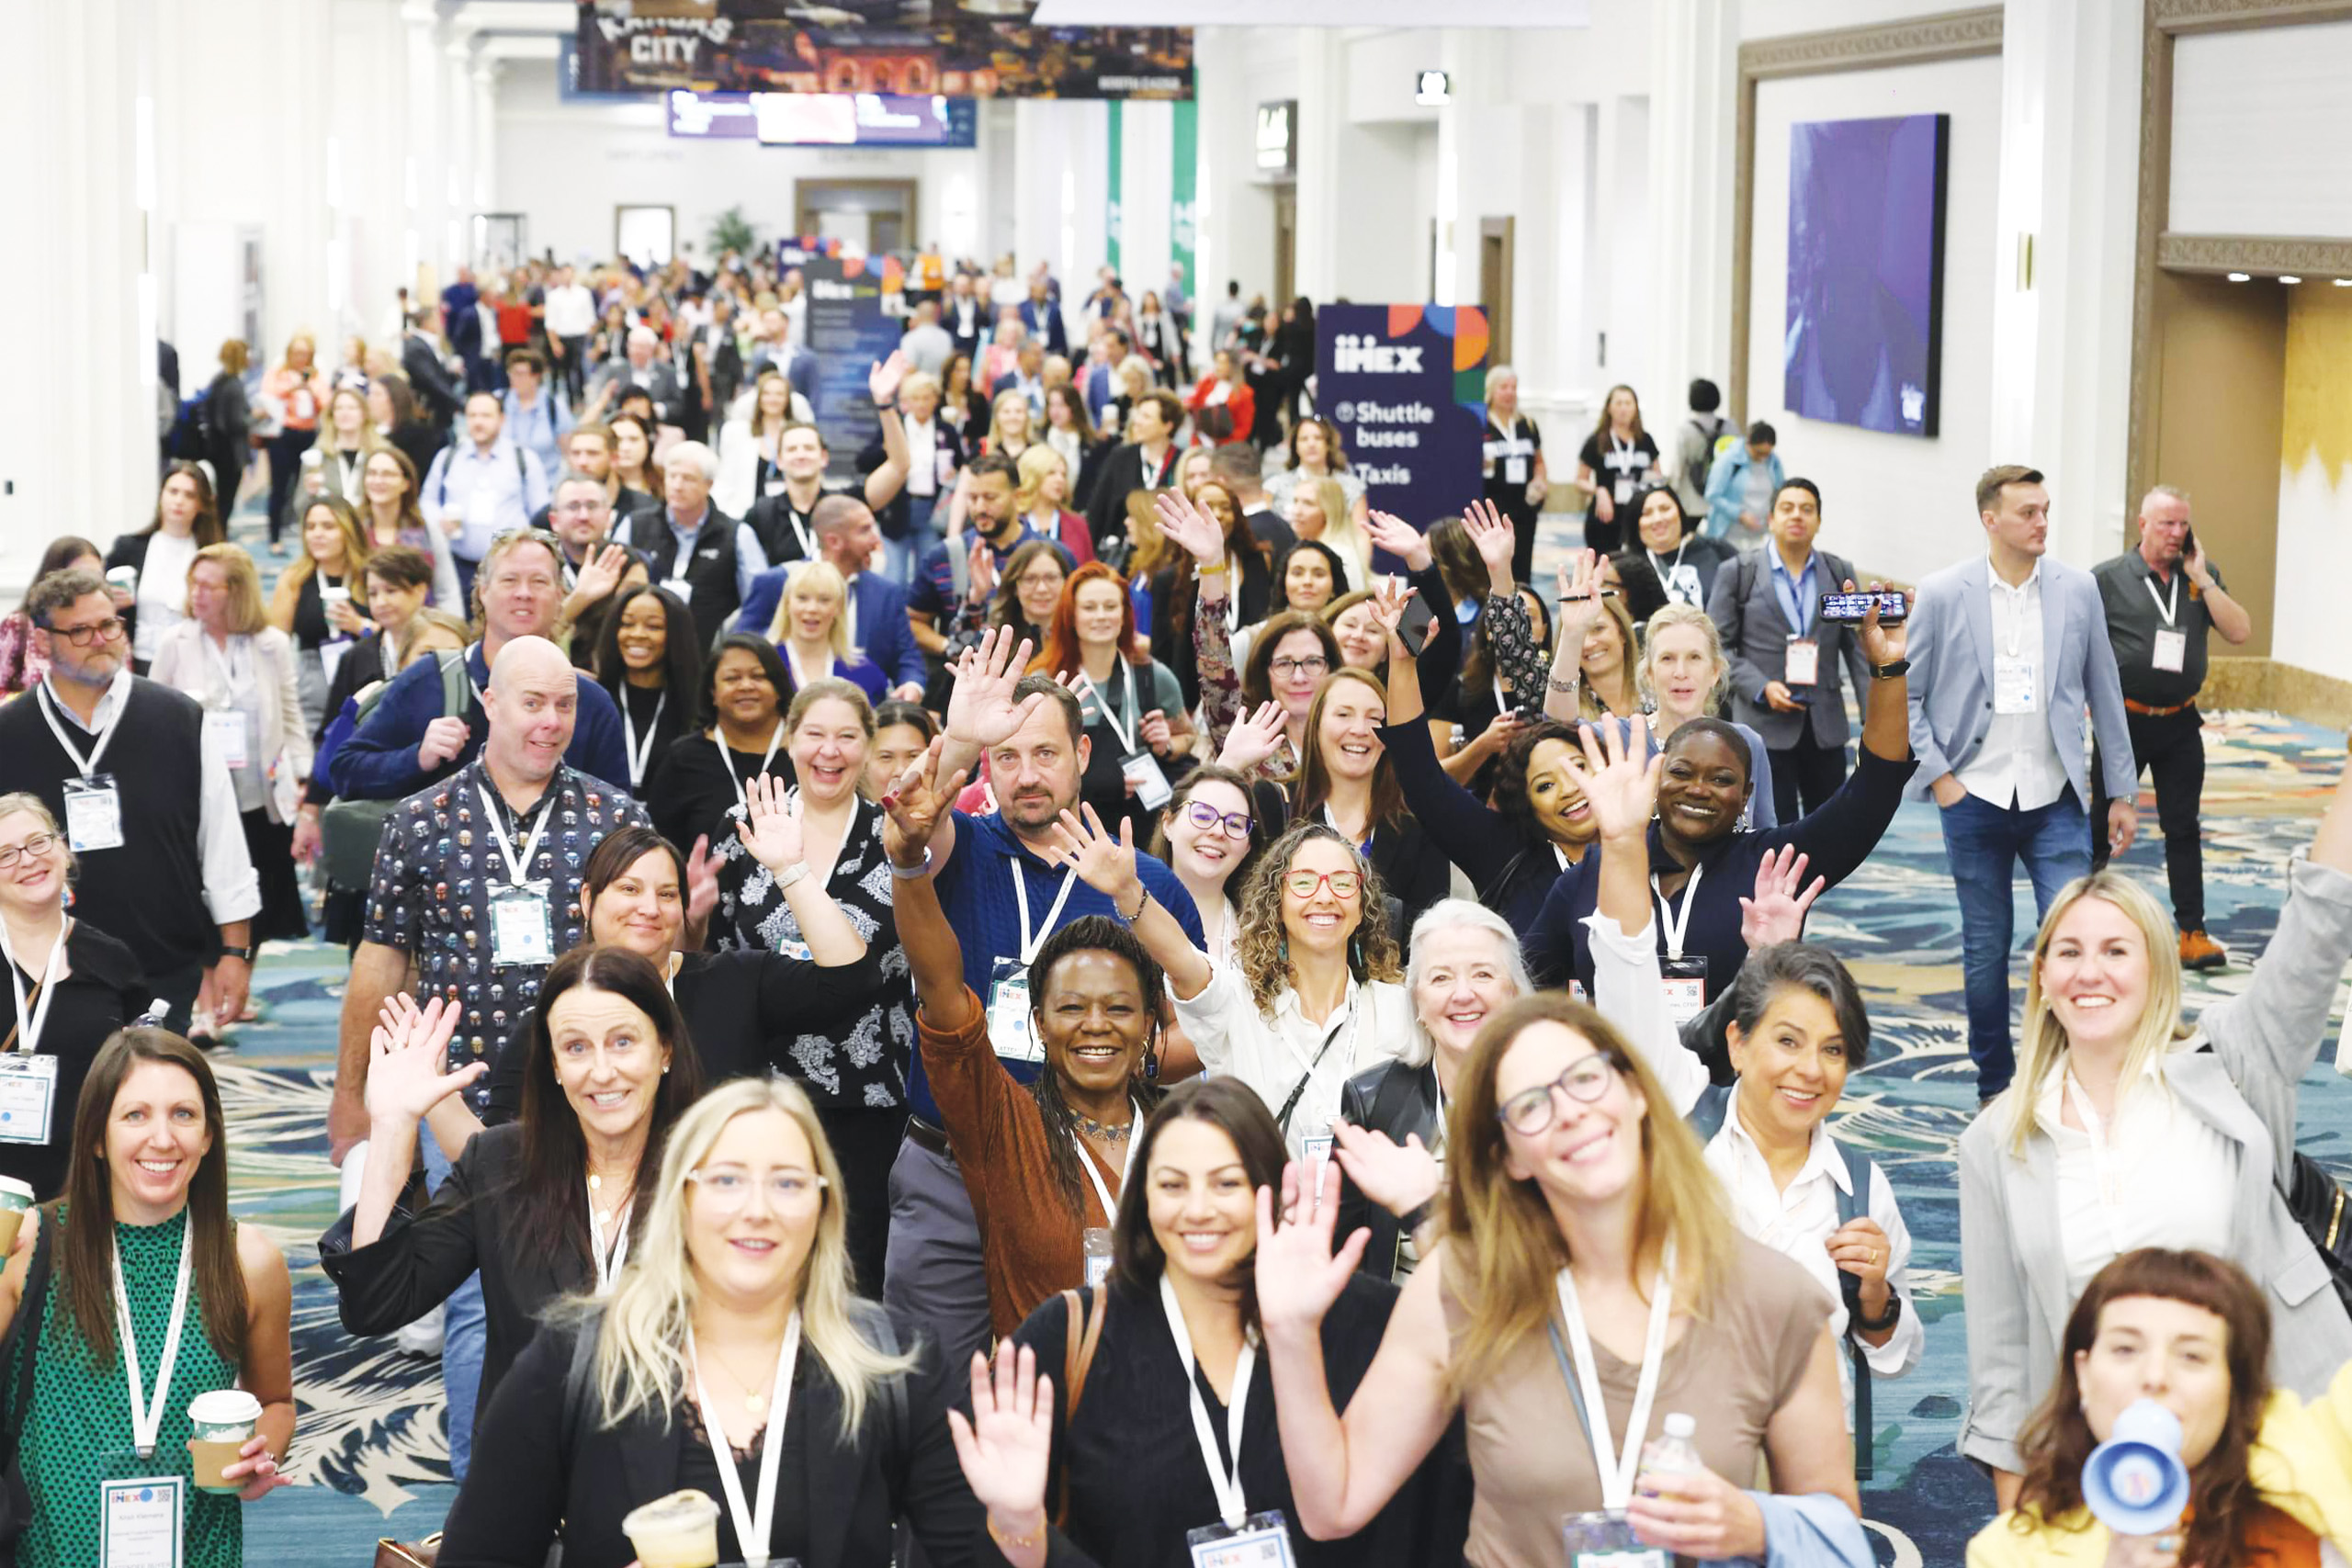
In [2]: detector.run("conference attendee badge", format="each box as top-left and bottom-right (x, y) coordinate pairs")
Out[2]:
(1186, 1515), (1297, 1568)
(0, 1055), (60, 1145)
(661, 576), (695, 605)
(1994, 654), (2039, 715)
(489, 883), (556, 968)
(1660, 956), (1708, 1026)
(1082, 1226), (1113, 1289)
(1505, 453), (1530, 486)
(1120, 750), (1173, 810)
(987, 959), (1043, 1065)
(2152, 628), (2187, 673)
(203, 710), (249, 771)
(99, 1475), (184, 1568)
(1561, 1509), (1666, 1568)
(1783, 637), (1819, 688)
(63, 775), (126, 853)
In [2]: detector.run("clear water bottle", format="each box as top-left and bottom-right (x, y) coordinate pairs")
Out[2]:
(1639, 1411), (1704, 1495)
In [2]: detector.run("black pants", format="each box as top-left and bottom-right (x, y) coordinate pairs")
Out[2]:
(1769, 728), (1849, 824)
(814, 1103), (909, 1300)
(2091, 704), (2207, 931)
(553, 333), (589, 402)
(265, 429), (315, 544)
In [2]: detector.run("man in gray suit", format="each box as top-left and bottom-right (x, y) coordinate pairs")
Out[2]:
(1906, 464), (2138, 1100)
(1707, 476), (1875, 821)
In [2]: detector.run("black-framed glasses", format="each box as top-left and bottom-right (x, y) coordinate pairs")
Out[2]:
(1183, 800), (1253, 842)
(49, 617), (126, 647)
(1496, 1054), (1623, 1136)
(0, 834), (57, 870)
(1271, 656), (1329, 679)
(1283, 869), (1361, 901)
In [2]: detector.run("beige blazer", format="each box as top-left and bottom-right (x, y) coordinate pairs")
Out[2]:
(150, 622), (311, 824)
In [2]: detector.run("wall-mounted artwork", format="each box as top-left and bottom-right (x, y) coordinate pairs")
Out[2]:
(1784, 113), (1948, 437)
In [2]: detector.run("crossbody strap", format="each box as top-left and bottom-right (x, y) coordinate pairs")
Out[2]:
(2, 1219), (52, 1475)
(1055, 1289), (1106, 1529)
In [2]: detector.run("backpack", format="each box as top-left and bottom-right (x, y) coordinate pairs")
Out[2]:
(1682, 413), (1737, 501)
(318, 650), (476, 890)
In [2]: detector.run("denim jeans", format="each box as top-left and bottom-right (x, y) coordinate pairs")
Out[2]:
(881, 493), (941, 588)
(419, 1132), (488, 1483)
(1939, 786), (2091, 1098)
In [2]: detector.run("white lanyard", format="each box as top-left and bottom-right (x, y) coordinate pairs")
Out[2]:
(622, 691), (665, 789)
(114, 1219), (196, 1459)
(783, 645), (833, 691)
(1073, 1099), (1140, 1224)
(1159, 1274), (1254, 1529)
(1011, 855), (1080, 965)
(1651, 862), (1704, 961)
(1221, 556), (1243, 633)
(1084, 661), (1140, 753)
(726, 725), (788, 816)
(2144, 571), (2180, 629)
(1609, 433), (1637, 468)
(200, 634), (243, 710)
(1, 918), (69, 1056)
(35, 681), (123, 777)
(783, 502), (814, 562)
(689, 1313), (800, 1568)
(586, 1188), (632, 1294)
(1319, 806), (1373, 854)
(479, 783), (555, 887)
(1555, 1239), (1677, 1512)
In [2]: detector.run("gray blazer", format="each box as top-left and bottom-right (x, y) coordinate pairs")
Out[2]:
(1903, 553), (2136, 806)
(1705, 546), (1873, 750)
(1957, 856), (2352, 1475)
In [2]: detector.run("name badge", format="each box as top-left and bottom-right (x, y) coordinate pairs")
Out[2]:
(1564, 1509), (1667, 1568)
(1994, 653), (2039, 715)
(1613, 476), (1635, 505)
(63, 775), (125, 852)
(1120, 750), (1173, 810)
(0, 1055), (60, 1145)
(1505, 455), (1529, 486)
(1188, 1513), (1298, 1568)
(935, 449), (957, 486)
(204, 709), (250, 771)
(1661, 955), (1708, 1026)
(488, 882), (556, 968)
(2152, 628), (2187, 673)
(1083, 1226), (1113, 1288)
(101, 1475), (185, 1568)
(986, 957), (1044, 1066)
(1783, 637), (1820, 687)
(661, 577), (695, 605)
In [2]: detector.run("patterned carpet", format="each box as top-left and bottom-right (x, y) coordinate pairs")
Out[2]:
(206, 506), (2352, 1563)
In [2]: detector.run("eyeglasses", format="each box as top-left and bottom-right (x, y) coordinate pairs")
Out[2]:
(1283, 869), (1361, 901)
(685, 1164), (829, 1213)
(1183, 800), (1253, 842)
(1271, 656), (1329, 679)
(1495, 1055), (1623, 1136)
(0, 835), (57, 870)
(48, 618), (125, 647)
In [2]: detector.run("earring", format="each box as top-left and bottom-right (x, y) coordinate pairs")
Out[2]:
(1349, 932), (1363, 969)
(1278, 933), (1290, 964)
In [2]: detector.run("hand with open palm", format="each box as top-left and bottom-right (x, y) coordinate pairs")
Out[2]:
(945, 1341), (1055, 1565)
(365, 993), (486, 1129)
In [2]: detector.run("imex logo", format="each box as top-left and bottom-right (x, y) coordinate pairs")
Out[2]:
(1330, 334), (1424, 374)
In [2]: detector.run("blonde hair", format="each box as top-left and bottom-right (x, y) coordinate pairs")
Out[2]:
(898, 370), (941, 406)
(1013, 443), (1069, 517)
(988, 389), (1034, 452)
(1578, 593), (1643, 720)
(1232, 821), (1403, 1016)
(749, 369), (796, 442)
(188, 544), (267, 636)
(766, 558), (854, 662)
(586, 1077), (915, 1433)
(1440, 993), (1737, 1398)
(400, 607), (472, 666)
(1636, 603), (1730, 714)
(1292, 476), (1368, 584)
(2005, 872), (2189, 1156)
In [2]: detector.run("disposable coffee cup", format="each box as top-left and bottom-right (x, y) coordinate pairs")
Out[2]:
(185, 1388), (263, 1494)
(622, 1488), (723, 1568)
(0, 1178), (34, 1257)
(106, 565), (139, 595)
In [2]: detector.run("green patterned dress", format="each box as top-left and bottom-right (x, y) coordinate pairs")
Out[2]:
(13, 1207), (243, 1566)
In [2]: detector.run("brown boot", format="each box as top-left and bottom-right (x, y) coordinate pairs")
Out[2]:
(2178, 929), (2227, 970)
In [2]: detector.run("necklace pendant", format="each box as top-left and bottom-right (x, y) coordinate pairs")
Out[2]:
(745, 1390), (765, 1415)
(587, 1172), (602, 1191)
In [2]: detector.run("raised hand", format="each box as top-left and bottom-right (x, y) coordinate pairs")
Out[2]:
(736, 773), (807, 874)
(1361, 510), (1434, 573)
(1046, 805), (1143, 908)
(1461, 498), (1518, 592)
(1151, 489), (1227, 567)
(1737, 845), (1826, 951)
(1554, 548), (1605, 644)
(573, 544), (633, 604)
(944, 1341), (1055, 1528)
(1216, 699), (1290, 776)
(868, 349), (910, 408)
(944, 626), (1046, 750)
(1567, 713), (1659, 842)
(1364, 573), (1415, 659)
(363, 993), (485, 1128)
(685, 833), (718, 929)
(1849, 579), (1908, 667)
(965, 533), (997, 603)
(1253, 1159), (1370, 1340)
(880, 737), (968, 867)
(1330, 1121), (1442, 1220)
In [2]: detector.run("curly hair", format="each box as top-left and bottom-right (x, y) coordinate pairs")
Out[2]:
(1233, 821), (1403, 1016)
(1488, 718), (1585, 851)
(1026, 915), (1169, 1215)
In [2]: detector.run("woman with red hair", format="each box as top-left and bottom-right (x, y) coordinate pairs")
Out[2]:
(1032, 560), (1193, 840)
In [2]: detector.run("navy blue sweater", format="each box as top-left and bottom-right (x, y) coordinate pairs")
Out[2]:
(325, 641), (631, 801)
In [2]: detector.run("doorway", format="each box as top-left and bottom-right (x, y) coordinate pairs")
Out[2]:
(1479, 217), (1515, 367)
(614, 205), (674, 269)
(1272, 186), (1296, 314)
(795, 179), (918, 258)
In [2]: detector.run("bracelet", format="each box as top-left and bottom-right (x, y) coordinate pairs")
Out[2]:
(988, 1510), (1047, 1551)
(772, 861), (809, 894)
(888, 849), (933, 880)
(1120, 885), (1150, 922)
(1546, 673), (1580, 694)
(1197, 560), (1229, 577)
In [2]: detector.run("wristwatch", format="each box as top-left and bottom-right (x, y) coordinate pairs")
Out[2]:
(772, 861), (810, 894)
(1854, 1292), (1904, 1334)
(1870, 659), (1911, 681)
(218, 944), (255, 964)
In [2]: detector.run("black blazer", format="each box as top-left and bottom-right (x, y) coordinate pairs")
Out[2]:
(401, 333), (463, 426)
(435, 1303), (983, 1568)
(0, 920), (147, 1201)
(1082, 442), (1179, 547)
(1336, 1058), (1440, 1282)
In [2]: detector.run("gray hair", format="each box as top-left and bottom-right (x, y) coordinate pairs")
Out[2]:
(26, 570), (107, 631)
(1400, 898), (1532, 1067)
(2140, 484), (2191, 515)
(661, 440), (719, 482)
(553, 468), (606, 497)
(627, 326), (660, 354)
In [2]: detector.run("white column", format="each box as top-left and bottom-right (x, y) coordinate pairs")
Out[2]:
(473, 59), (501, 246)
(1291, 28), (1347, 306)
(1120, 101), (1175, 305)
(441, 26), (478, 275)
(1647, 0), (1740, 424)
(405, 0), (444, 299)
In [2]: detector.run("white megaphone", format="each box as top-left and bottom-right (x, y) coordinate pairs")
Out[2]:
(2083, 1399), (2190, 1536)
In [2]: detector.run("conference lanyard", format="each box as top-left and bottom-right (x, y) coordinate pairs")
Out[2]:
(35, 681), (124, 778)
(1011, 856), (1080, 966)
(1652, 863), (1704, 961)
(480, 783), (555, 888)
(2144, 572), (2180, 628)
(782, 645), (834, 692)
(586, 1188), (631, 1295)
(728, 725), (788, 817)
(622, 692), (665, 789)
(1074, 1100), (1140, 1224)
(0, 918), (69, 1056)
(689, 1312), (800, 1568)
(1160, 1274), (1254, 1529)
(115, 1219), (196, 1459)
(1555, 1239), (1677, 1512)
(199, 634), (244, 710)
(1081, 661), (1141, 754)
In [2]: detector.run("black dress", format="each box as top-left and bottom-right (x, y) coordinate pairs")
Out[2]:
(643, 731), (797, 857)
(1577, 429), (1661, 556)
(608, 680), (691, 796)
(0, 920), (147, 1200)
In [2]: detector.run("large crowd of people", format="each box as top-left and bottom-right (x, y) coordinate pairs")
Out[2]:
(2, 243), (2345, 1568)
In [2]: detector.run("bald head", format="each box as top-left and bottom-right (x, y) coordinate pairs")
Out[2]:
(482, 636), (579, 784)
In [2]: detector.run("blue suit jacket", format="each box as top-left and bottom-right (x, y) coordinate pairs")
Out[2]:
(732, 568), (927, 692)
(1903, 553), (2136, 806)
(1017, 299), (1067, 358)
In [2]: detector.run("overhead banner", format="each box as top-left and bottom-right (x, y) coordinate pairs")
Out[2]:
(1316, 304), (1490, 529)
(802, 254), (906, 478)
(575, 1), (1191, 100)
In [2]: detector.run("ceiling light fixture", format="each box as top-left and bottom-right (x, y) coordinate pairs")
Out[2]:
(2280, 275), (2302, 285)
(2226, 272), (2251, 282)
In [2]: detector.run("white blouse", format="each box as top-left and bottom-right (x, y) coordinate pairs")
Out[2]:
(1172, 961), (1413, 1160)
(2034, 1058), (2236, 1305)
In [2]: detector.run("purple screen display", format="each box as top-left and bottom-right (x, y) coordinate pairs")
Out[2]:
(1782, 113), (1947, 438)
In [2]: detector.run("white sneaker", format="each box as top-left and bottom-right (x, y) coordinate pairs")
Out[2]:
(397, 1303), (446, 1359)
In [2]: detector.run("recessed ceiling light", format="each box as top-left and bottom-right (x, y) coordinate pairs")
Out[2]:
(2280, 275), (2302, 285)
(2226, 272), (2251, 282)
(2336, 278), (2352, 288)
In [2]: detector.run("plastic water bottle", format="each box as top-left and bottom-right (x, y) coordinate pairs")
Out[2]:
(1639, 1412), (1705, 1495)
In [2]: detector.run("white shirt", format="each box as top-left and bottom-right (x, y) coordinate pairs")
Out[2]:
(1960, 557), (2066, 812)
(2035, 1055), (2236, 1305)
(904, 417), (941, 498)
(134, 531), (199, 664)
(544, 283), (597, 338)
(1172, 963), (1412, 1159)
(46, 670), (260, 926)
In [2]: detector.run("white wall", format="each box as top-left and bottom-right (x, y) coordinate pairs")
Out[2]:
(2170, 20), (2352, 241)
(1745, 55), (2004, 584)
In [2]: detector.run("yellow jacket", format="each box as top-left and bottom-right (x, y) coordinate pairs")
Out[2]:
(1969, 1359), (2352, 1565)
